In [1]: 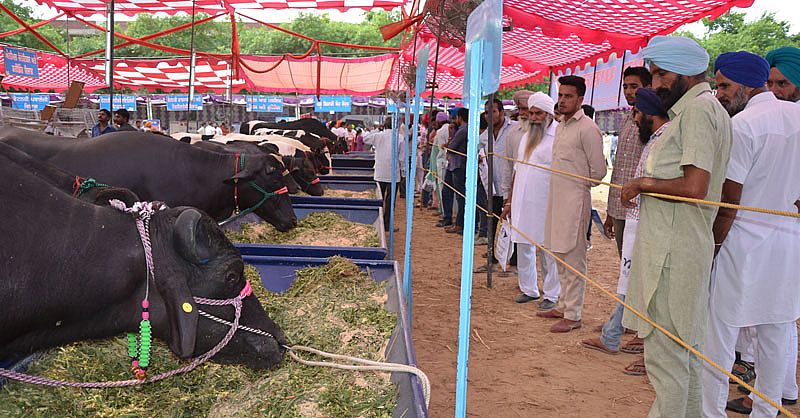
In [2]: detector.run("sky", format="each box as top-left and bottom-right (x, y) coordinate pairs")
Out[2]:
(15, 0), (800, 33)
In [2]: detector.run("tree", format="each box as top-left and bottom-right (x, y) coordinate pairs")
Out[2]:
(495, 79), (550, 100)
(675, 12), (800, 76)
(0, 0), (66, 53)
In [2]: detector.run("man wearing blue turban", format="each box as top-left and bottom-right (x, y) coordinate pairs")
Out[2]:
(621, 35), (733, 418)
(766, 46), (800, 103)
(702, 50), (800, 418)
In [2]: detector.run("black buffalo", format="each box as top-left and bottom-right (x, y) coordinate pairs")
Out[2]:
(194, 140), (301, 195)
(0, 141), (139, 207)
(0, 149), (287, 368)
(0, 128), (297, 231)
(241, 119), (333, 174)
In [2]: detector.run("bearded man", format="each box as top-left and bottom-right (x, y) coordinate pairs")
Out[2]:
(701, 51), (800, 418)
(501, 92), (560, 310)
(766, 46), (800, 103)
(620, 36), (732, 417)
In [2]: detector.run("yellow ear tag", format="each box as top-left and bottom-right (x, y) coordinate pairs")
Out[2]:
(182, 303), (193, 313)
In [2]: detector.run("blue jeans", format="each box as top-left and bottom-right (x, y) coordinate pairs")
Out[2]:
(601, 294), (626, 351)
(442, 170), (456, 224)
(452, 167), (466, 228)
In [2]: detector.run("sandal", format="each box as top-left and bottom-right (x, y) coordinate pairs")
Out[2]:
(730, 360), (756, 384)
(621, 337), (644, 354)
(623, 357), (646, 376)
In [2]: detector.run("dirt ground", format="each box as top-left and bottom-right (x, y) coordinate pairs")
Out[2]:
(390, 183), (800, 418)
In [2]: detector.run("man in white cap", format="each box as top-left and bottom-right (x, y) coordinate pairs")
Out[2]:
(620, 35), (732, 417)
(501, 92), (560, 309)
(702, 51), (800, 418)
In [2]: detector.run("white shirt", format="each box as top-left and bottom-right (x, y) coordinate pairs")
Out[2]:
(363, 129), (404, 183)
(510, 121), (558, 244)
(710, 91), (800, 326)
(435, 123), (449, 176)
(479, 117), (517, 198)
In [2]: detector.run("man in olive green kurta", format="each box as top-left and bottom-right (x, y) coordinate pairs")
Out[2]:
(620, 36), (732, 418)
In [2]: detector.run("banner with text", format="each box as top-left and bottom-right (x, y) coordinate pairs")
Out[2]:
(387, 98), (425, 114)
(3, 46), (38, 78)
(166, 94), (203, 111)
(314, 95), (352, 113)
(10, 93), (49, 110)
(549, 50), (644, 112)
(99, 95), (137, 111)
(246, 95), (283, 112)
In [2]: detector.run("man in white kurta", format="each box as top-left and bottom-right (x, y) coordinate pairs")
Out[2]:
(503, 93), (560, 308)
(702, 51), (800, 418)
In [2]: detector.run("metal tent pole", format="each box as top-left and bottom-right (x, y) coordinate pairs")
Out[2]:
(105, 0), (115, 110)
(187, 0), (197, 131)
(486, 93), (494, 288)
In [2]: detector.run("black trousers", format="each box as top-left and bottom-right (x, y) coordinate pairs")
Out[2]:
(378, 181), (398, 231)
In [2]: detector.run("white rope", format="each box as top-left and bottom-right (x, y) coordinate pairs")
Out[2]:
(287, 345), (431, 409)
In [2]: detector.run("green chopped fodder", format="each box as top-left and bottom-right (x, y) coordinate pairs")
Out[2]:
(0, 258), (397, 418)
(226, 211), (380, 247)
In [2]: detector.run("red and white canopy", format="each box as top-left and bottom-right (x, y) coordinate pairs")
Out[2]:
(393, 0), (755, 97)
(34, 0), (406, 16)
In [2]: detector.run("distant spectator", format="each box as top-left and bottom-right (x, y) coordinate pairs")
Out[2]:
(220, 123), (230, 135)
(92, 109), (116, 137)
(581, 104), (596, 119)
(135, 120), (143, 131)
(114, 109), (137, 132)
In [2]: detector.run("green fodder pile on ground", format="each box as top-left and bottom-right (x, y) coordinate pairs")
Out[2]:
(321, 188), (378, 199)
(0, 258), (397, 418)
(226, 211), (380, 247)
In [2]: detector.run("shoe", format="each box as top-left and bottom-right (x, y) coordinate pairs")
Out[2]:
(538, 299), (557, 311)
(473, 264), (496, 273)
(475, 237), (488, 245)
(446, 226), (463, 234)
(393, 227), (400, 233)
(580, 337), (619, 355)
(436, 220), (453, 227)
(444, 225), (458, 232)
(620, 337), (644, 354)
(731, 359), (756, 384)
(551, 319), (582, 333)
(726, 397), (752, 415)
(737, 386), (798, 405)
(536, 309), (564, 319)
(481, 252), (488, 259)
(514, 293), (540, 304)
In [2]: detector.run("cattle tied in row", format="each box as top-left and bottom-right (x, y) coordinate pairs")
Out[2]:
(241, 119), (334, 175)
(0, 129), (297, 231)
(0, 142), (287, 369)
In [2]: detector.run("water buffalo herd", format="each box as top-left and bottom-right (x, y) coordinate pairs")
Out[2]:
(0, 119), (340, 373)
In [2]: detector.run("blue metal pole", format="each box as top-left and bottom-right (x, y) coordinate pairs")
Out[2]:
(454, 40), (484, 418)
(403, 93), (423, 324)
(404, 91), (412, 198)
(389, 109), (399, 258)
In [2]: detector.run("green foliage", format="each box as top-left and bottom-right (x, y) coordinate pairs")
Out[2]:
(0, 2), (400, 58)
(238, 11), (402, 55)
(676, 12), (800, 77)
(495, 79), (550, 100)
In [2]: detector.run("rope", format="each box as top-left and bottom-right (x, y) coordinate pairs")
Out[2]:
(436, 143), (800, 219)
(286, 346), (431, 409)
(423, 167), (795, 417)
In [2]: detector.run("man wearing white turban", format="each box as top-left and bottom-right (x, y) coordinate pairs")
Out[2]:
(620, 35), (732, 417)
(501, 92), (560, 310)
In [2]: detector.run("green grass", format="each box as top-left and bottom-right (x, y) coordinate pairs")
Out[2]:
(226, 212), (380, 248)
(0, 258), (397, 417)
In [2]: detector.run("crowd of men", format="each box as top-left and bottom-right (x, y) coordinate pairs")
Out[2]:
(366, 38), (800, 417)
(91, 108), (167, 137)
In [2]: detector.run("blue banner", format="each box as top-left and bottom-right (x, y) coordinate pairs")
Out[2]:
(314, 95), (351, 113)
(387, 98), (424, 114)
(166, 94), (203, 111)
(99, 95), (137, 111)
(11, 93), (50, 110)
(3, 46), (38, 78)
(246, 95), (283, 112)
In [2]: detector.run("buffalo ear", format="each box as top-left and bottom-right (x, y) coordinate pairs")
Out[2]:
(173, 208), (211, 264)
(158, 208), (211, 358)
(223, 155), (265, 184)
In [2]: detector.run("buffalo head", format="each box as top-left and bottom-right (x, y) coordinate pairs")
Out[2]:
(223, 154), (297, 232)
(151, 207), (287, 368)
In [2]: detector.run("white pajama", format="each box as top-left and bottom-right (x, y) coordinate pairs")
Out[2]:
(737, 325), (798, 400)
(517, 242), (560, 302)
(703, 307), (795, 418)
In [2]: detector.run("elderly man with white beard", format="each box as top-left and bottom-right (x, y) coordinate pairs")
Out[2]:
(501, 92), (561, 310)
